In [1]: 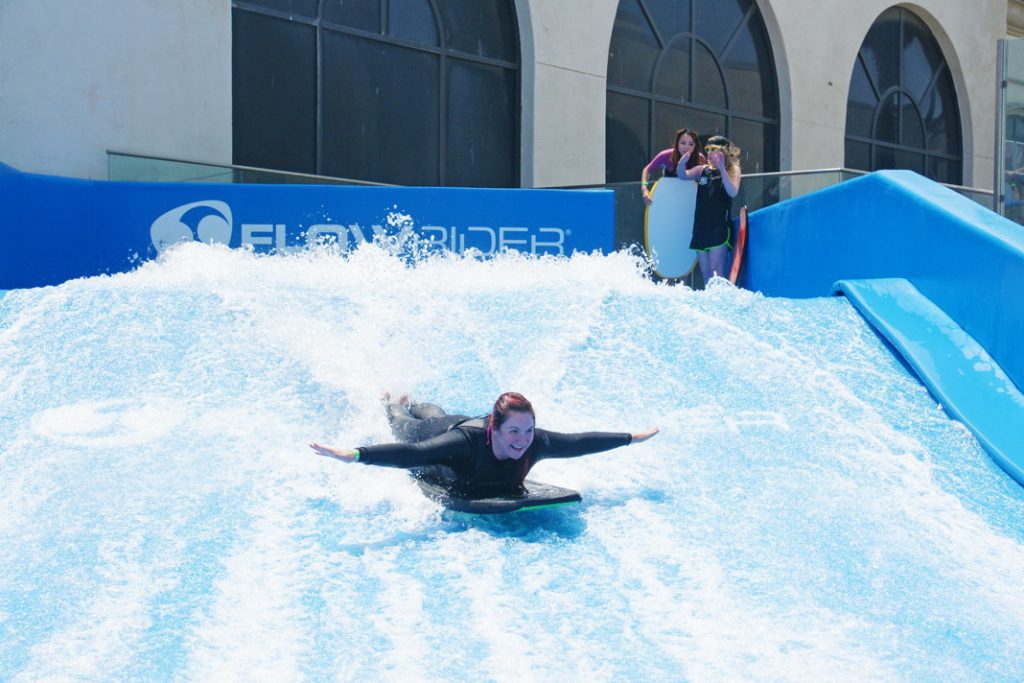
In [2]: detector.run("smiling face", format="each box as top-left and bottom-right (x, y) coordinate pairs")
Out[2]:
(490, 410), (535, 460)
(676, 133), (697, 157)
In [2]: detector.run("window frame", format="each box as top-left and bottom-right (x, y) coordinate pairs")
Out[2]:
(232, 0), (521, 186)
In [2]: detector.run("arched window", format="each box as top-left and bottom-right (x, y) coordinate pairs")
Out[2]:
(606, 0), (779, 182)
(232, 0), (520, 187)
(845, 7), (962, 184)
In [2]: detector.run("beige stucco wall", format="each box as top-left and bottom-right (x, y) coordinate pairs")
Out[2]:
(525, 0), (1007, 188)
(762, 0), (1005, 187)
(516, 0), (620, 187)
(0, 0), (1008, 189)
(0, 0), (232, 180)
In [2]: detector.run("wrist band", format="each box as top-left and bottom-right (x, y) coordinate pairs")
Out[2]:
(352, 448), (360, 462)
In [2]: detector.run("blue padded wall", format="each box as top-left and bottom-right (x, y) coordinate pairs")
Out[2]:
(0, 162), (615, 290)
(745, 170), (1024, 394)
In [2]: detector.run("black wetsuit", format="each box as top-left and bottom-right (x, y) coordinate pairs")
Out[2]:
(691, 167), (733, 251)
(358, 402), (632, 498)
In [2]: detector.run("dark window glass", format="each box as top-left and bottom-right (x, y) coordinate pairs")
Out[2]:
(1009, 114), (1024, 141)
(232, 11), (317, 173)
(322, 0), (381, 31)
(242, 0), (318, 18)
(846, 58), (877, 138)
(859, 9), (900, 94)
(693, 41), (726, 108)
(695, 0), (748, 56)
(446, 60), (517, 187)
(321, 32), (440, 185)
(873, 145), (895, 170)
(606, 92), (649, 183)
(874, 146), (924, 175)
(234, 0), (519, 186)
(607, 0), (779, 182)
(901, 18), (942, 103)
(647, 0), (691, 41)
(900, 95), (924, 148)
(921, 68), (958, 153)
(608, 0), (660, 90)
(875, 92), (900, 144)
(927, 157), (955, 184)
(653, 38), (690, 100)
(721, 19), (765, 115)
(655, 104), (723, 148)
(892, 148), (925, 174)
(729, 118), (773, 174)
(438, 0), (517, 61)
(845, 139), (871, 171)
(844, 7), (961, 184)
(389, 0), (438, 45)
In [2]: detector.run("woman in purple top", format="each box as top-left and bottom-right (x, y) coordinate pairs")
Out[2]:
(641, 128), (705, 206)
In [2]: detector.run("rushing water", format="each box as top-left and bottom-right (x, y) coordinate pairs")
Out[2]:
(1, 242), (1023, 682)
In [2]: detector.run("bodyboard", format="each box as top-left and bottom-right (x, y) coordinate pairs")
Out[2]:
(729, 205), (748, 285)
(415, 477), (582, 514)
(643, 177), (698, 279)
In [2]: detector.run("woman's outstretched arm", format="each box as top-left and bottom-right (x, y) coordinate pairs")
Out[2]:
(631, 426), (660, 443)
(309, 443), (359, 462)
(533, 426), (660, 460)
(310, 430), (469, 468)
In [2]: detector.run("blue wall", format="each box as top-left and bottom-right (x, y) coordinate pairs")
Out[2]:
(0, 163), (615, 289)
(745, 170), (1024, 394)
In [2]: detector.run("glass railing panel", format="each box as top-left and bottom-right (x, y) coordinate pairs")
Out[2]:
(997, 38), (1024, 225)
(107, 152), (996, 247)
(568, 169), (859, 252)
(107, 152), (389, 186)
(108, 153), (236, 183)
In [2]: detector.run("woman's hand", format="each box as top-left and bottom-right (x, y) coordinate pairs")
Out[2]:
(631, 427), (660, 443)
(310, 443), (358, 462)
(642, 180), (653, 205)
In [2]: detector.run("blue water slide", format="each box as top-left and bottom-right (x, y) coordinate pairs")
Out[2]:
(833, 278), (1024, 485)
(746, 170), (1024, 484)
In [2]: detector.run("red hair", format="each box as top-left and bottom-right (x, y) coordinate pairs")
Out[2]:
(486, 392), (535, 443)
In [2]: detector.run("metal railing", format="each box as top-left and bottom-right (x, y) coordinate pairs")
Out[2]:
(107, 151), (995, 250)
(107, 151), (391, 186)
(558, 168), (994, 250)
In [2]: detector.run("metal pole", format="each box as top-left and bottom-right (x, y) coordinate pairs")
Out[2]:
(996, 39), (1007, 215)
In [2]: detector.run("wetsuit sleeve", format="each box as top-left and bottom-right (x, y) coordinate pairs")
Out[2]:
(531, 429), (632, 462)
(356, 430), (470, 469)
(643, 149), (675, 176)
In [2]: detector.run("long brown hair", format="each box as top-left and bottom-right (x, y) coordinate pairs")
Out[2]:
(670, 128), (703, 170)
(705, 135), (742, 174)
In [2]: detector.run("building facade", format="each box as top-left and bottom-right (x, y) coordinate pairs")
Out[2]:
(1, 0), (1019, 190)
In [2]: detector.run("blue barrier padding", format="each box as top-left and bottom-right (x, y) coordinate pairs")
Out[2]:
(833, 278), (1024, 485)
(0, 162), (615, 290)
(746, 170), (1024, 401)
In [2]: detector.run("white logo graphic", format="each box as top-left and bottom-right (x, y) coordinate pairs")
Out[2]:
(150, 200), (233, 253)
(147, 200), (570, 255)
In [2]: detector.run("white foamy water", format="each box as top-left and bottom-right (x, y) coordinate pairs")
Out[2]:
(1, 241), (1023, 682)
